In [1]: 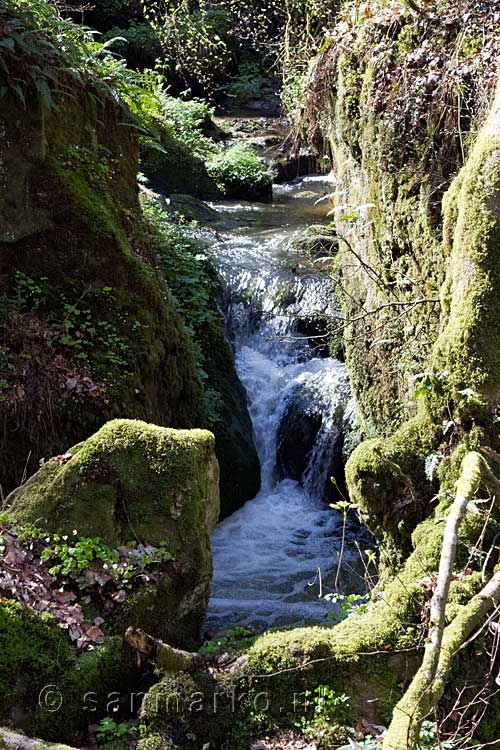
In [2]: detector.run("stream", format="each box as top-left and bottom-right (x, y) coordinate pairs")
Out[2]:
(204, 176), (372, 633)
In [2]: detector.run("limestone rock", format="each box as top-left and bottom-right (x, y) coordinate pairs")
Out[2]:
(7, 419), (220, 643)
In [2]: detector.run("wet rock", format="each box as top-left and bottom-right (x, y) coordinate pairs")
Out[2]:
(273, 151), (323, 183)
(285, 225), (339, 261)
(276, 368), (351, 499)
(169, 193), (221, 223)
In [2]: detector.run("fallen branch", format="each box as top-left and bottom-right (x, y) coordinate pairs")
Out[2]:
(125, 626), (204, 673)
(383, 452), (500, 749)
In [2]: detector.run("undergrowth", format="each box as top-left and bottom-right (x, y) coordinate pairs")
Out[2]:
(142, 197), (225, 425)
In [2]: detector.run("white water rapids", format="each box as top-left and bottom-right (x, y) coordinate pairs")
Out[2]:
(205, 177), (370, 632)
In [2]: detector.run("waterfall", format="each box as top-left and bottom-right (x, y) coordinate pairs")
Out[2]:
(205, 178), (370, 632)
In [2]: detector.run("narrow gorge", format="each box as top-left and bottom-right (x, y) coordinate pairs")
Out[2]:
(2, 2), (500, 750)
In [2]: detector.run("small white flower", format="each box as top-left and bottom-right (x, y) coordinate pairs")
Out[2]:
(62, 535), (68, 541)
(103, 563), (109, 570)
(72, 529), (77, 535)
(45, 537), (50, 543)
(112, 563), (118, 569)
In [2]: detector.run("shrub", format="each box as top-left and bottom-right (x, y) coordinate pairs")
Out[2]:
(102, 23), (162, 69)
(223, 52), (270, 104)
(207, 143), (273, 201)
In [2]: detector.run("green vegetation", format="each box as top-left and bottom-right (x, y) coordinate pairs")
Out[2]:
(7, 419), (219, 645)
(0, 600), (127, 742)
(207, 144), (273, 201)
(223, 53), (270, 104)
(290, 686), (350, 736)
(199, 625), (256, 655)
(4, 0), (500, 748)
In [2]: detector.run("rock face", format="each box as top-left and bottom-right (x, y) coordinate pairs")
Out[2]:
(0, 65), (258, 516)
(0, 89), (206, 495)
(7, 419), (220, 644)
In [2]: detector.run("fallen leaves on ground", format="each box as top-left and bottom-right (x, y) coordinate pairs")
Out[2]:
(0, 522), (172, 650)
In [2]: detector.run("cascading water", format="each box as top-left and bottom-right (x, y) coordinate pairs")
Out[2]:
(205, 177), (370, 632)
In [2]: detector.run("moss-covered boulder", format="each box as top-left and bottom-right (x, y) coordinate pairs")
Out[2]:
(206, 144), (273, 202)
(7, 419), (220, 644)
(141, 129), (221, 200)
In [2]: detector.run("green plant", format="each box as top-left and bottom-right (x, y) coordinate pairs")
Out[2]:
(0, 0), (138, 110)
(207, 143), (273, 200)
(41, 536), (119, 583)
(223, 53), (269, 103)
(14, 272), (49, 309)
(96, 717), (131, 744)
(39, 532), (172, 588)
(323, 592), (369, 624)
(330, 493), (355, 590)
(57, 295), (130, 370)
(417, 722), (454, 749)
(102, 23), (162, 69)
(199, 626), (255, 655)
(291, 685), (350, 735)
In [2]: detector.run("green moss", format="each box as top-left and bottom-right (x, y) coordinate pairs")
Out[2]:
(0, 601), (74, 721)
(32, 636), (128, 742)
(433, 88), (500, 411)
(345, 415), (440, 560)
(0, 601), (128, 743)
(139, 670), (230, 746)
(141, 127), (220, 199)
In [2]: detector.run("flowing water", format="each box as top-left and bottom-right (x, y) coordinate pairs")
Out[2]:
(204, 177), (370, 632)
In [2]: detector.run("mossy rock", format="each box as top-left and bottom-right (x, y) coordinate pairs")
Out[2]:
(345, 415), (440, 560)
(7, 419), (220, 643)
(285, 225), (339, 261)
(139, 670), (233, 748)
(207, 144), (273, 202)
(141, 130), (221, 200)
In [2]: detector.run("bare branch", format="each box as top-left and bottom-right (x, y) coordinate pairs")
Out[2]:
(383, 452), (500, 750)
